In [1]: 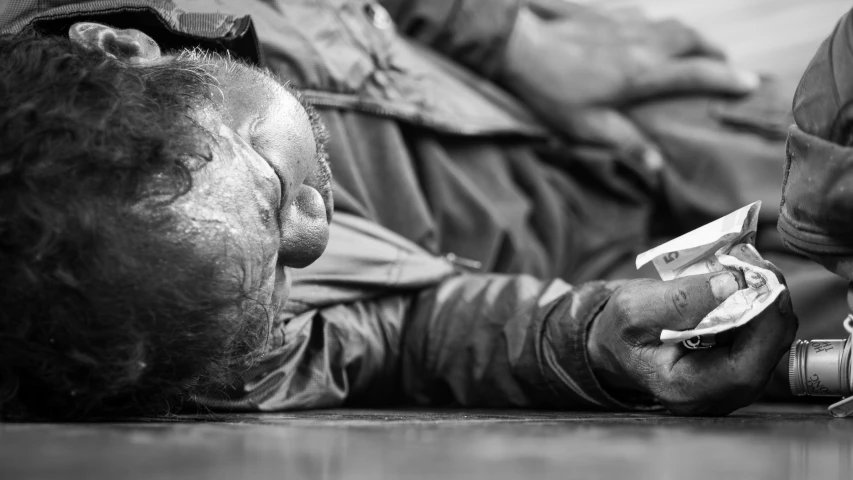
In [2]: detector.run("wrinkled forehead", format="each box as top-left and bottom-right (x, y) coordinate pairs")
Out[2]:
(176, 49), (319, 165)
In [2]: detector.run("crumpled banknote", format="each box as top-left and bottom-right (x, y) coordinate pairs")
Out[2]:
(636, 201), (786, 348)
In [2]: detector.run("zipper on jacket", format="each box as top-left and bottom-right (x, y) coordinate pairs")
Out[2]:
(301, 90), (548, 138)
(444, 252), (482, 272)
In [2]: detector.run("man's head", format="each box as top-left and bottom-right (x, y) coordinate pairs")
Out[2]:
(0, 24), (332, 419)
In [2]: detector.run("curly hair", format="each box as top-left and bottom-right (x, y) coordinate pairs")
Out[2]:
(0, 31), (269, 420)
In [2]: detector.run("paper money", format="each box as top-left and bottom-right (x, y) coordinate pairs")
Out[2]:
(636, 201), (760, 280)
(636, 201), (786, 346)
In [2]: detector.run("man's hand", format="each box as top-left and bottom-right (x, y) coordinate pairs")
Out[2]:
(588, 246), (797, 416)
(498, 6), (760, 169)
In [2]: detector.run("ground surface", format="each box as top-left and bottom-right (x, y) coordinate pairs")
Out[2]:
(2, 404), (852, 480)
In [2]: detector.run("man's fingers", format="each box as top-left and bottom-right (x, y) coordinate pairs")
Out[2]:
(527, 0), (592, 20)
(727, 243), (787, 286)
(556, 108), (646, 148)
(627, 58), (760, 101)
(554, 108), (664, 172)
(728, 242), (764, 265)
(652, 271), (740, 331)
(696, 289), (797, 394)
(730, 289), (797, 369)
(606, 6), (646, 22)
(653, 18), (727, 60)
(661, 266), (796, 414)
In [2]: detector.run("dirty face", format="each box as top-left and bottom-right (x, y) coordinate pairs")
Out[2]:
(69, 22), (333, 321)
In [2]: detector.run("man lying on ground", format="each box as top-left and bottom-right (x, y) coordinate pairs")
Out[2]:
(0, 0), (825, 420)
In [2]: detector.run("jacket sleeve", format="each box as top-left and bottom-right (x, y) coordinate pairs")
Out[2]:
(399, 274), (651, 410)
(197, 271), (657, 412)
(379, 0), (522, 78)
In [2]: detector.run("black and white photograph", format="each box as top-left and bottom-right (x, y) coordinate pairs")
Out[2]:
(1, 0), (852, 479)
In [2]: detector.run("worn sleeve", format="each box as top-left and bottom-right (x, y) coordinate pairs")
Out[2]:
(400, 274), (646, 410)
(198, 272), (657, 412)
(379, 0), (522, 78)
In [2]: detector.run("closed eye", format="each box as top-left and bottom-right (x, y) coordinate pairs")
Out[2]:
(250, 136), (285, 231)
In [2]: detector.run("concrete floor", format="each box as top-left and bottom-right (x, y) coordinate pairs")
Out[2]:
(1, 404), (851, 480)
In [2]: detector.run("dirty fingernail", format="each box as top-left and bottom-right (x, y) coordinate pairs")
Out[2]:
(710, 272), (738, 302)
(643, 148), (664, 171)
(736, 70), (761, 90)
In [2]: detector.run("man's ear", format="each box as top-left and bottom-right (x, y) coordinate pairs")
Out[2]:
(69, 22), (162, 64)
